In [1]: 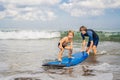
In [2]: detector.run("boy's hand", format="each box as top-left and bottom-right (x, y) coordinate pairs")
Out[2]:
(70, 46), (73, 49)
(81, 47), (85, 52)
(81, 49), (85, 52)
(59, 46), (64, 50)
(86, 49), (90, 54)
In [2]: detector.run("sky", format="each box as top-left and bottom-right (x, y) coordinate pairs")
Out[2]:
(0, 0), (120, 31)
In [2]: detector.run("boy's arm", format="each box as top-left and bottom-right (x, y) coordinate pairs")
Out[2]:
(59, 37), (66, 49)
(81, 33), (86, 51)
(87, 31), (94, 53)
(70, 40), (73, 49)
(81, 40), (86, 51)
(87, 41), (93, 53)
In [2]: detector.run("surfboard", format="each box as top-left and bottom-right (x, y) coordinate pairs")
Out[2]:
(42, 51), (88, 67)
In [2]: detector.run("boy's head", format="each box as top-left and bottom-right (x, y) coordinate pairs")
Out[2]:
(67, 30), (74, 39)
(79, 26), (87, 34)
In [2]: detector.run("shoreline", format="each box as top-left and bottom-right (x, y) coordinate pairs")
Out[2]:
(0, 40), (119, 80)
(60, 31), (120, 42)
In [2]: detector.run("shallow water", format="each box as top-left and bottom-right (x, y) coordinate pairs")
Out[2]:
(0, 39), (120, 80)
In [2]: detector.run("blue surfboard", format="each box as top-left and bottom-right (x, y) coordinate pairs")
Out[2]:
(42, 51), (88, 67)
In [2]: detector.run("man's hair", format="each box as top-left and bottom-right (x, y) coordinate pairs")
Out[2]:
(79, 26), (87, 31)
(67, 30), (74, 36)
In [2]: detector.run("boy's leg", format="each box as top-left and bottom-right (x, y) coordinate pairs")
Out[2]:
(68, 49), (72, 58)
(93, 38), (99, 55)
(86, 41), (90, 54)
(65, 46), (72, 58)
(92, 45), (97, 55)
(58, 48), (64, 61)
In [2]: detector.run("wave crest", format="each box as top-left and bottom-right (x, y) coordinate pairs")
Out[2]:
(0, 30), (60, 40)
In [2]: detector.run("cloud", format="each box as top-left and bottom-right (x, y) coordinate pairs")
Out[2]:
(1, 0), (60, 5)
(1, 0), (119, 21)
(60, 0), (120, 16)
(0, 0), (60, 21)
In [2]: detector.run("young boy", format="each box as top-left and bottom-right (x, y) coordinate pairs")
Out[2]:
(79, 26), (99, 55)
(58, 30), (74, 61)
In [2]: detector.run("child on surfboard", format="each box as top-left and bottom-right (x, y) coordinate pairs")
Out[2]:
(79, 26), (99, 55)
(58, 30), (74, 62)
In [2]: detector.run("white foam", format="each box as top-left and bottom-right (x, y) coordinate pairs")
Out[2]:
(89, 63), (120, 72)
(99, 50), (107, 55)
(79, 73), (113, 80)
(95, 50), (107, 55)
(0, 72), (113, 80)
(0, 73), (54, 80)
(0, 62), (9, 72)
(91, 63), (111, 71)
(0, 30), (60, 40)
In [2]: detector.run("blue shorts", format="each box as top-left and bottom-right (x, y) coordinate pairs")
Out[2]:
(87, 37), (99, 47)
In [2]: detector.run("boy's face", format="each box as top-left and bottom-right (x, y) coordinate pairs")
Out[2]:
(81, 30), (86, 35)
(68, 33), (73, 39)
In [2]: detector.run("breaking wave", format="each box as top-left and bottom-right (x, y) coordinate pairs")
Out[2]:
(0, 30), (60, 40)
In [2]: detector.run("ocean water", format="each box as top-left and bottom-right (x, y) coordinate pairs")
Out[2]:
(0, 30), (120, 80)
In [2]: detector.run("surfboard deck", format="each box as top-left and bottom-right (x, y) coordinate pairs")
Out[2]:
(42, 51), (88, 67)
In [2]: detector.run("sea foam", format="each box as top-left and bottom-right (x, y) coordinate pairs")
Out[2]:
(0, 30), (60, 40)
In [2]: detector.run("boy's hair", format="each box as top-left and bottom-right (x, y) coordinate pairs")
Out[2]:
(67, 30), (74, 36)
(79, 26), (87, 31)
